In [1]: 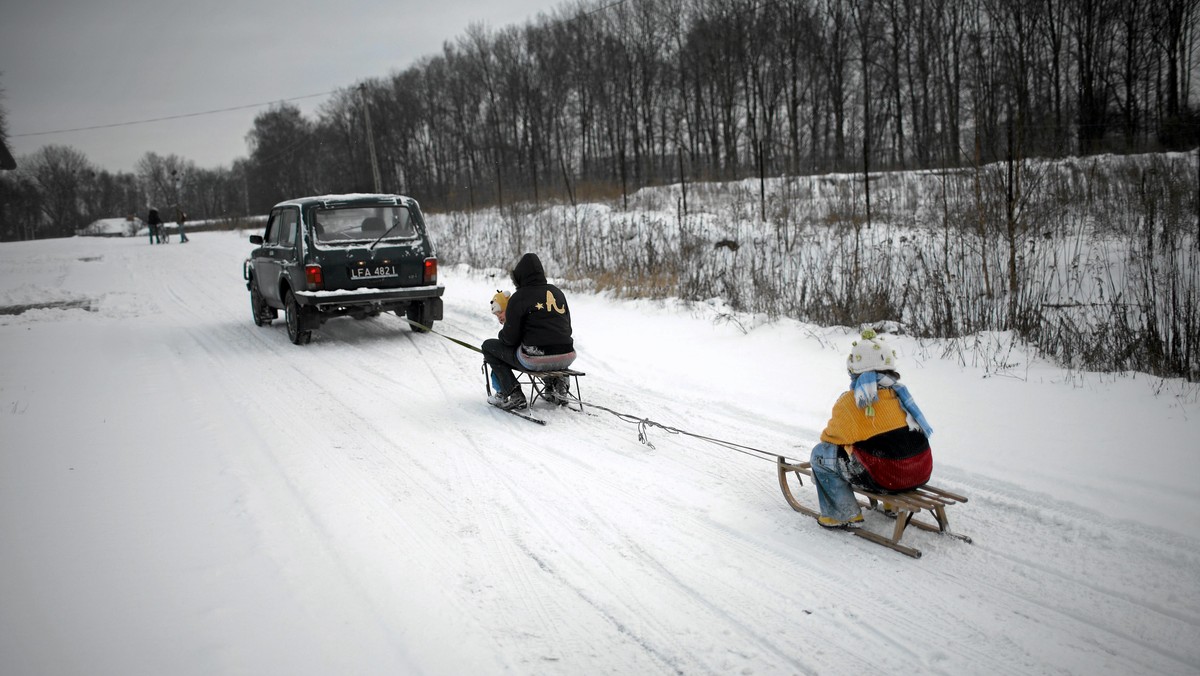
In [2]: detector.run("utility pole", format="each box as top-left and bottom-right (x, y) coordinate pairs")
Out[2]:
(359, 84), (383, 193)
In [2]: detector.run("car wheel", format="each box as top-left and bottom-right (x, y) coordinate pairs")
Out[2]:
(285, 291), (312, 345)
(406, 303), (433, 332)
(249, 280), (274, 326)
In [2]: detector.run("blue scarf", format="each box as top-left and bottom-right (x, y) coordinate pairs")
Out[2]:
(851, 371), (934, 437)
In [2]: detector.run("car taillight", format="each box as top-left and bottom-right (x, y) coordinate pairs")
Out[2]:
(305, 264), (323, 289)
(423, 258), (437, 285)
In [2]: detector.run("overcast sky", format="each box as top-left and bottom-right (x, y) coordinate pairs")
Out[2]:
(1, 0), (562, 173)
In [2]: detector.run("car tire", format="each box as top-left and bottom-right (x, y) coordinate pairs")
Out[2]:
(406, 303), (433, 332)
(285, 291), (312, 345)
(249, 279), (274, 326)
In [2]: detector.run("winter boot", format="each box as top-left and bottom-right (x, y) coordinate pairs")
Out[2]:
(541, 376), (568, 404)
(552, 376), (570, 401)
(488, 387), (527, 410)
(817, 513), (865, 529)
(541, 385), (556, 404)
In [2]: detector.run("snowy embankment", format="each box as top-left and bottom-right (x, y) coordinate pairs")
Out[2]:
(1, 232), (1198, 675)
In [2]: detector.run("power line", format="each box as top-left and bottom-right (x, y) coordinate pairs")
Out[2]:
(584, 0), (627, 17)
(12, 90), (337, 138)
(9, 1), (635, 143)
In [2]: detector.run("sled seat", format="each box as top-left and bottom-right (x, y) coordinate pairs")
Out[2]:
(776, 456), (970, 558)
(483, 363), (586, 412)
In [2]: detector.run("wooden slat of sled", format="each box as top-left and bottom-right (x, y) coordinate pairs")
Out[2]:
(776, 457), (971, 559)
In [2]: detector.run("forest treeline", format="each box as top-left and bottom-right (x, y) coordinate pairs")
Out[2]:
(2, 0), (1197, 240)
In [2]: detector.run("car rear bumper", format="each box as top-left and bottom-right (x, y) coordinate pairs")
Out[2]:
(294, 284), (444, 310)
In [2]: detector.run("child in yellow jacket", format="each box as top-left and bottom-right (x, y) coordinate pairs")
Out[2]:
(809, 330), (934, 528)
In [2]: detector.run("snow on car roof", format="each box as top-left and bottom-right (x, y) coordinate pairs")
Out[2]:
(273, 193), (414, 207)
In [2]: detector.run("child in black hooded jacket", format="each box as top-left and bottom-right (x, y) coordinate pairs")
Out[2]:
(482, 252), (575, 410)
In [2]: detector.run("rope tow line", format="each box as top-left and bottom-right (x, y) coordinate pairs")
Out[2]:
(401, 317), (484, 354)
(575, 399), (781, 463)
(403, 317), (791, 465)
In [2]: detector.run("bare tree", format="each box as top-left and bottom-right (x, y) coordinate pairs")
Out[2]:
(244, 103), (316, 210)
(1072, 0), (1119, 153)
(24, 145), (94, 237)
(818, 0), (852, 168)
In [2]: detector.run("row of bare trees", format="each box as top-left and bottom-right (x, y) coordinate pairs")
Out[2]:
(0, 145), (252, 241)
(322, 0), (1198, 211)
(3, 0), (1197, 238)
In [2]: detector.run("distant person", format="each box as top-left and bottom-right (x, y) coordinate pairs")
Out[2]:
(175, 207), (189, 243)
(481, 253), (575, 410)
(809, 329), (934, 528)
(147, 207), (163, 244)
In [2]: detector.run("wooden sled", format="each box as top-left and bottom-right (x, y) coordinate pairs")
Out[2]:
(483, 363), (587, 412)
(776, 456), (971, 558)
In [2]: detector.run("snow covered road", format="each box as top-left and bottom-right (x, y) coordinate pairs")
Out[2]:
(2, 231), (1198, 675)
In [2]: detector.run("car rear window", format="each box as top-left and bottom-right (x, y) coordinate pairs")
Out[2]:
(311, 206), (416, 244)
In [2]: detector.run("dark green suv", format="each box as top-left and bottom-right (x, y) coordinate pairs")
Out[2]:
(243, 194), (444, 344)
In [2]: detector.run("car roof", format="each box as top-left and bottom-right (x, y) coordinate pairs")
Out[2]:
(272, 193), (416, 209)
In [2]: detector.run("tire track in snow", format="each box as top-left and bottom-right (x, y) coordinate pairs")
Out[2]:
(422, 388), (717, 671)
(512, 537), (688, 675)
(512, 377), (1070, 674)
(455, 392), (880, 673)
(138, 246), (510, 633)
(119, 258), (424, 666)
(278, 309), (633, 668)
(947, 483), (1200, 672)
(432, 370), (680, 669)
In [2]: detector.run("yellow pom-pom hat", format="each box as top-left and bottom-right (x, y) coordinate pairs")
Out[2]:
(490, 290), (511, 315)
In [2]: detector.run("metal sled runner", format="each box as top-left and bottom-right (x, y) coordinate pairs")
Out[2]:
(776, 456), (971, 558)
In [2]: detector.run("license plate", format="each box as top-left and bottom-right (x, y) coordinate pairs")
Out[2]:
(349, 264), (397, 279)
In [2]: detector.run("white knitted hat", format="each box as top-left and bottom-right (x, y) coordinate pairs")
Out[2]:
(847, 329), (899, 374)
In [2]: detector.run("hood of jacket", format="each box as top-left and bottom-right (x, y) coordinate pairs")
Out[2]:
(510, 252), (548, 288)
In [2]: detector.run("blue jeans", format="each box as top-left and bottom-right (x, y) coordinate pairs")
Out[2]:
(810, 442), (863, 521)
(482, 339), (521, 394)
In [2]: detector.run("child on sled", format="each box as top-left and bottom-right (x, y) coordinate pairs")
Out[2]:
(810, 329), (935, 528)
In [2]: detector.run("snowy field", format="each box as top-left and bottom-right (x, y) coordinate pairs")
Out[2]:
(1, 231), (1198, 675)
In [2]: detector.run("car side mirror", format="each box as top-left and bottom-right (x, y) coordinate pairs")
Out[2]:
(249, 234), (263, 245)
